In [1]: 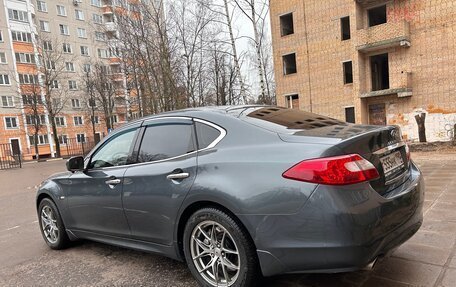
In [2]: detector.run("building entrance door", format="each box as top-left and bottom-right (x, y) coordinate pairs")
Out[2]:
(10, 139), (20, 156)
(368, 103), (387, 126)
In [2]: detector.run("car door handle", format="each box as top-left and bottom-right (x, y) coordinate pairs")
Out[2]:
(167, 173), (190, 180)
(105, 179), (122, 185)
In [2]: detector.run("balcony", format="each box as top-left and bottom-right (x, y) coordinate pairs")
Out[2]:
(356, 20), (411, 53)
(360, 72), (413, 98)
(109, 57), (121, 65)
(102, 6), (113, 15)
(105, 22), (117, 32)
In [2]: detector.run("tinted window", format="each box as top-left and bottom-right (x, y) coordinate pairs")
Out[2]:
(195, 122), (221, 149)
(138, 123), (195, 163)
(89, 129), (137, 168)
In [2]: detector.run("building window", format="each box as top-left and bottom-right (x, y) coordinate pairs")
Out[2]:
(19, 74), (39, 84)
(111, 115), (118, 124)
(46, 60), (56, 70)
(1, 96), (14, 107)
(345, 107), (355, 123)
(91, 0), (101, 7)
(77, 28), (87, 38)
(370, 53), (389, 91)
(0, 52), (6, 64)
(56, 5), (67, 16)
(51, 80), (59, 89)
(280, 13), (294, 37)
(75, 9), (84, 20)
(29, 134), (49, 145)
(58, 134), (68, 145)
(11, 31), (32, 42)
(80, 46), (89, 56)
(63, 43), (72, 53)
(83, 64), (91, 73)
(343, 61), (353, 84)
(59, 24), (69, 35)
(91, 116), (99, 124)
(282, 53), (297, 75)
(40, 20), (50, 32)
(0, 74), (10, 85)
(65, 62), (75, 72)
(37, 1), (47, 12)
(55, 116), (66, 126)
(76, 133), (86, 143)
(26, 115), (46, 125)
(23, 94), (43, 105)
(69, 80), (78, 90)
(74, 116), (83, 126)
(8, 9), (28, 22)
(97, 48), (109, 58)
(368, 5), (387, 27)
(71, 98), (81, 108)
(15, 53), (36, 64)
(95, 32), (106, 41)
(43, 40), (53, 51)
(5, 117), (19, 129)
(285, 94), (299, 109)
(341, 16), (351, 40)
(92, 14), (103, 24)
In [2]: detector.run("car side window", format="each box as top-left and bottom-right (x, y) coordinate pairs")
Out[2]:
(195, 122), (222, 149)
(89, 129), (137, 169)
(138, 123), (195, 163)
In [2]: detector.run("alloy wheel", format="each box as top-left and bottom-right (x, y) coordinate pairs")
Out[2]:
(41, 205), (59, 244)
(190, 220), (240, 286)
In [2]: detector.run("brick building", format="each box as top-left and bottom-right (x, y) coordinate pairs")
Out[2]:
(270, 0), (456, 142)
(0, 0), (143, 160)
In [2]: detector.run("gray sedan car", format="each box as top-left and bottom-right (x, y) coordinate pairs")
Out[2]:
(36, 106), (424, 287)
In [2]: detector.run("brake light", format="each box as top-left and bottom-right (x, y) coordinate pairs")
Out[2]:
(282, 154), (380, 185)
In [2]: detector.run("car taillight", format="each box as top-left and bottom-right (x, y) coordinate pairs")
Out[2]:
(282, 154), (380, 185)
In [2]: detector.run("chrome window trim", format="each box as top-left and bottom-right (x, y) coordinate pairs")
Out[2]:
(87, 117), (226, 171)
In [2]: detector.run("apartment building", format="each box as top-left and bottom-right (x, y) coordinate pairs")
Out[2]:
(0, 0), (140, 160)
(270, 0), (456, 142)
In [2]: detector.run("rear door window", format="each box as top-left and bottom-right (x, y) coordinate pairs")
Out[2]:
(137, 123), (196, 163)
(195, 121), (221, 149)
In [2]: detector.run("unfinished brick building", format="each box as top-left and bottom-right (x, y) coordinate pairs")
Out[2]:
(270, 0), (456, 142)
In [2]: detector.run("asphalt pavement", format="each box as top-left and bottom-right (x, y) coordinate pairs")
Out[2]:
(0, 154), (455, 286)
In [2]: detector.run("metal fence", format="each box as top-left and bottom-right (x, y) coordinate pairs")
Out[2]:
(0, 143), (22, 170)
(62, 137), (97, 159)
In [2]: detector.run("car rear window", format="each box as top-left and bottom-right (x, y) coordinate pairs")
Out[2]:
(241, 107), (345, 133)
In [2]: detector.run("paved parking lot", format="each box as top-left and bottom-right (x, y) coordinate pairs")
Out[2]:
(0, 153), (455, 286)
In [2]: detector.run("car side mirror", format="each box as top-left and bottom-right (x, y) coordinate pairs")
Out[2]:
(66, 156), (85, 172)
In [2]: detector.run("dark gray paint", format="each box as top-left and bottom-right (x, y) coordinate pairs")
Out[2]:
(36, 106), (424, 277)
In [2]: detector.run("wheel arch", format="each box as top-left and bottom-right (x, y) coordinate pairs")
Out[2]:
(175, 200), (257, 262)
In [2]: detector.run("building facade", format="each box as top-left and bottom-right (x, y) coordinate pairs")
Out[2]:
(270, 0), (456, 142)
(0, 0), (140, 160)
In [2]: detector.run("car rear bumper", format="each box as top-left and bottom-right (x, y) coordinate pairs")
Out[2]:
(248, 161), (424, 277)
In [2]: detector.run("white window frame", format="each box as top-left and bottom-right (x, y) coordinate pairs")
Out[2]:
(65, 62), (75, 72)
(8, 9), (28, 22)
(71, 98), (81, 108)
(56, 5), (67, 16)
(29, 134), (49, 145)
(55, 116), (66, 127)
(95, 31), (106, 41)
(69, 80), (78, 90)
(74, 116), (83, 126)
(0, 74), (11, 85)
(76, 133), (86, 143)
(63, 43), (72, 53)
(58, 134), (68, 145)
(80, 46), (89, 56)
(75, 9), (84, 20)
(40, 20), (50, 32)
(77, 28), (87, 38)
(37, 1), (47, 12)
(91, 0), (101, 7)
(0, 52), (6, 64)
(1, 95), (14, 107)
(59, 24), (69, 35)
(4, 117), (19, 129)
(92, 14), (103, 24)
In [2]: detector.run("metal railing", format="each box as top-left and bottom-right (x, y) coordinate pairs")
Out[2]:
(62, 137), (97, 158)
(0, 143), (22, 170)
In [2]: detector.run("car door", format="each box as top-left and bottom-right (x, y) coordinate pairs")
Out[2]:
(122, 118), (197, 245)
(65, 124), (141, 237)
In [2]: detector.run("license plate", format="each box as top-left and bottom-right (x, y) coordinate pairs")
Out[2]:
(380, 151), (404, 176)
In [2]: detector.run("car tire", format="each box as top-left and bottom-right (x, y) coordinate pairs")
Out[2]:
(183, 208), (260, 287)
(38, 198), (70, 250)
